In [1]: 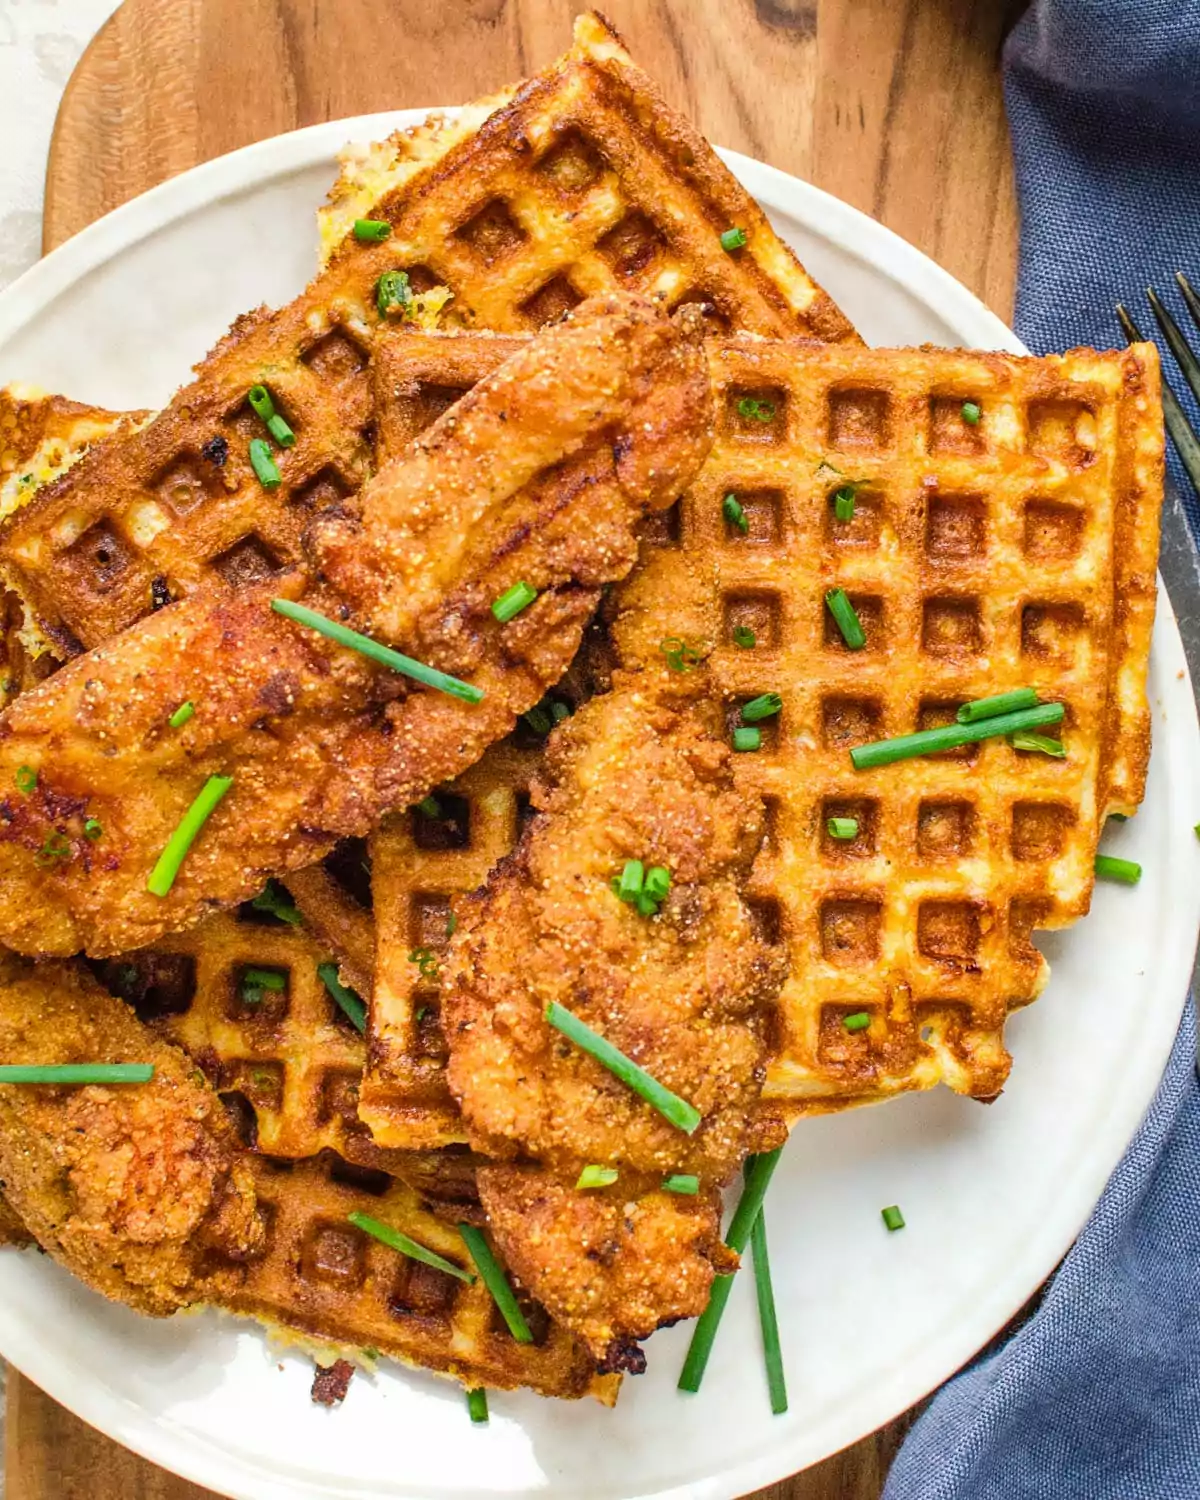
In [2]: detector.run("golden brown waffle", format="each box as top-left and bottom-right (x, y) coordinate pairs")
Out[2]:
(216, 1150), (616, 1401)
(0, 11), (850, 659)
(360, 330), (1163, 1138)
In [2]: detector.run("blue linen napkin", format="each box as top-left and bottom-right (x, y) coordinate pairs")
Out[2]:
(884, 5), (1200, 1497)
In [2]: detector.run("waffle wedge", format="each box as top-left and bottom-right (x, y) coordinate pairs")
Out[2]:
(360, 330), (1163, 1141)
(0, 11), (850, 662)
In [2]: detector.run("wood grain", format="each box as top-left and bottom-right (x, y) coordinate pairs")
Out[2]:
(13, 1), (1022, 1495)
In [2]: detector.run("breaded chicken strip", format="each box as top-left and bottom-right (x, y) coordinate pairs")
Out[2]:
(0, 295), (711, 956)
(444, 678), (786, 1366)
(0, 955), (263, 1313)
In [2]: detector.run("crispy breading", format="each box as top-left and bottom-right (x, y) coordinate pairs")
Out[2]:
(0, 296), (711, 957)
(477, 1164), (735, 1373)
(0, 955), (263, 1314)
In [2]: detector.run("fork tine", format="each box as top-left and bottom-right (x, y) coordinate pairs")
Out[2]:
(1117, 301), (1200, 499)
(1175, 271), (1200, 335)
(1147, 286), (1200, 410)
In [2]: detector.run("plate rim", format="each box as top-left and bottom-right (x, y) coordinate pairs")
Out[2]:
(0, 110), (1196, 1500)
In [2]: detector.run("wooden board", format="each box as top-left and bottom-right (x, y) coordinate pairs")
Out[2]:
(9, 1), (1022, 1495)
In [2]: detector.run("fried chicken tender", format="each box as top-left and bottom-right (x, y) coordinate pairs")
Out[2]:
(444, 678), (786, 1364)
(0, 295), (711, 956)
(0, 955), (263, 1313)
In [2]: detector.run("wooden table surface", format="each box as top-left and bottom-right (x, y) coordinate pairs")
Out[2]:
(8, 1), (1024, 1495)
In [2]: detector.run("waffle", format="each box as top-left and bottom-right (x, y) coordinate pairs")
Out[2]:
(0, 11), (850, 661)
(359, 330), (1163, 1138)
(215, 1150), (616, 1401)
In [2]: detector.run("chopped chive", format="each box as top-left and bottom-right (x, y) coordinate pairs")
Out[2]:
(961, 401), (982, 426)
(834, 484), (857, 521)
(576, 1164), (619, 1190)
(660, 637), (704, 673)
(1195, 823), (1200, 840)
(271, 598), (484, 704)
(242, 966), (286, 992)
(409, 946), (439, 982)
(663, 1174), (699, 1195)
(0, 1063), (154, 1085)
(544, 1000), (701, 1134)
(353, 218), (392, 242)
(634, 891), (659, 917)
(1094, 854), (1142, 885)
(83, 817), (103, 841)
(1009, 731), (1066, 758)
(851, 703), (1064, 770)
(720, 226), (747, 252)
(741, 693), (782, 723)
(169, 701), (195, 729)
(458, 1223), (533, 1343)
(266, 413), (296, 448)
(415, 1006), (429, 1023)
(466, 1388), (489, 1424)
(732, 726), (762, 752)
(737, 397), (776, 423)
(248, 438), (281, 490)
(146, 775), (234, 898)
(723, 493), (749, 534)
(377, 269), (412, 317)
(1109, 812), (1128, 822)
(825, 588), (866, 649)
(843, 1012), (871, 1032)
(414, 795), (442, 818)
(956, 689), (1039, 724)
(750, 1208), (787, 1415)
(240, 984), (263, 1008)
(14, 765), (36, 795)
(618, 860), (645, 902)
(348, 1211), (474, 1282)
(35, 832), (71, 868)
(248, 385), (275, 422)
(446, 913), (458, 937)
(827, 817), (859, 840)
(678, 1149), (783, 1392)
(251, 880), (302, 925)
(644, 866), (671, 901)
(881, 1204), (905, 1232)
(492, 581), (537, 623)
(523, 704), (553, 735)
(550, 700), (571, 723)
(732, 625), (756, 649)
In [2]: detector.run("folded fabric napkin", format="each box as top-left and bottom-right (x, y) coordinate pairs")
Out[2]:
(886, 4), (1200, 1497)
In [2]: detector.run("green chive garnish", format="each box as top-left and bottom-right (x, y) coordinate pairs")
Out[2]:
(720, 226), (747, 252)
(843, 1012), (870, 1032)
(732, 727), (762, 752)
(660, 637), (704, 672)
(242, 966), (286, 991)
(678, 1149), (783, 1392)
(35, 832), (71, 869)
(750, 1208), (787, 1415)
(14, 765), (36, 795)
(1094, 854), (1142, 885)
(317, 962), (366, 1031)
(551, 700), (570, 723)
(956, 689), (1039, 724)
(251, 881), (302, 924)
(544, 1000), (701, 1134)
(961, 401), (982, 426)
(732, 625), (756, 649)
(414, 795), (442, 818)
(248, 385), (274, 422)
(266, 413), (295, 448)
(663, 1174), (699, 1195)
(349, 1211), (474, 1282)
(576, 1164), (619, 1190)
(377, 269), (412, 317)
(618, 860), (645, 902)
(1109, 813), (1128, 822)
(354, 218), (392, 242)
(466, 1388), (489, 1424)
(271, 598), (484, 704)
(523, 704), (552, 735)
(723, 493), (749, 534)
(446, 913), (458, 937)
(825, 589), (866, 649)
(737, 397), (776, 423)
(457, 1223), (533, 1343)
(83, 817), (103, 841)
(827, 817), (859, 841)
(741, 693), (782, 723)
(644, 866), (670, 902)
(1195, 823), (1200, 840)
(0, 1063), (154, 1085)
(834, 484), (857, 521)
(1009, 731), (1065, 758)
(881, 1204), (905, 1231)
(248, 438), (281, 490)
(169, 701), (195, 729)
(851, 703), (1064, 770)
(492, 581), (538, 623)
(146, 775), (234, 898)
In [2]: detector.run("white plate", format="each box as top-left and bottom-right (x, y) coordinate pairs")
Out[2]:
(0, 115), (1197, 1500)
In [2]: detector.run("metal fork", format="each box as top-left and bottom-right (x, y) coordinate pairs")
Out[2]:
(1117, 273), (1200, 499)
